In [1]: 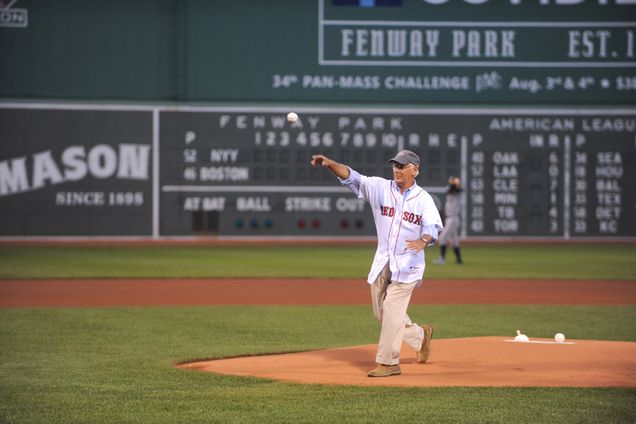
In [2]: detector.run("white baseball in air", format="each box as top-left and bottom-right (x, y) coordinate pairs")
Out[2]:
(554, 333), (566, 343)
(514, 330), (529, 342)
(287, 112), (298, 123)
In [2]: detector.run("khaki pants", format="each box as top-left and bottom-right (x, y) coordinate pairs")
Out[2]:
(370, 263), (424, 365)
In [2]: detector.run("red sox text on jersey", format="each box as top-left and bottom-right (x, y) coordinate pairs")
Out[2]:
(381, 206), (423, 226)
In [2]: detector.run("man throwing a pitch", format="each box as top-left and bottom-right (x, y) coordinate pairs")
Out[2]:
(311, 150), (443, 377)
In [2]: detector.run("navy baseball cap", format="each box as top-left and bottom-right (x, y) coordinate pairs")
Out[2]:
(388, 150), (420, 166)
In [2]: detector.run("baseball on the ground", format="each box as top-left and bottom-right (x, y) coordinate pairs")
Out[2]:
(287, 112), (298, 123)
(554, 333), (566, 343)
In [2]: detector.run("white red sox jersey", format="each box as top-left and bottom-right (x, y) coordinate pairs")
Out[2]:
(340, 168), (443, 285)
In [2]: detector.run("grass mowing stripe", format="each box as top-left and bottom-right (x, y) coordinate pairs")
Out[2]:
(1, 305), (634, 423)
(1, 244), (635, 279)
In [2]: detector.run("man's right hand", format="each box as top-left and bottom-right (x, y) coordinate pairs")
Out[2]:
(310, 154), (350, 179)
(310, 154), (330, 167)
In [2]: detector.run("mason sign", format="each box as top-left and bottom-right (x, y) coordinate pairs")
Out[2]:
(0, 143), (151, 197)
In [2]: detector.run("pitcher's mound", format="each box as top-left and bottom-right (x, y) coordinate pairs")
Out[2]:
(179, 337), (636, 387)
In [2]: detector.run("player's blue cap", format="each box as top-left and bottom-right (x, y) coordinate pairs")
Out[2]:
(388, 150), (420, 166)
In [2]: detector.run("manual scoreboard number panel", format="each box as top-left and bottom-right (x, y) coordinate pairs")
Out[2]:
(158, 109), (635, 238)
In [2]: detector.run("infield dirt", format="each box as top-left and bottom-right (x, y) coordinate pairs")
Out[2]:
(1, 278), (635, 307)
(179, 337), (636, 387)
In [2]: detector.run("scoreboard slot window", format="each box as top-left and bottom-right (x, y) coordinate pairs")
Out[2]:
(279, 168), (290, 180)
(446, 150), (459, 165)
(192, 211), (220, 234)
(297, 167), (308, 180)
(427, 150), (440, 165)
(529, 183), (544, 201)
(365, 167), (377, 177)
(528, 211), (544, 230)
(427, 167), (440, 182)
(296, 150), (307, 162)
(528, 156), (543, 171)
(254, 149), (263, 162)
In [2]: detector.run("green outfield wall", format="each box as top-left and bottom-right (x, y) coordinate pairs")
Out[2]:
(0, 1), (634, 239)
(1, 0), (635, 103)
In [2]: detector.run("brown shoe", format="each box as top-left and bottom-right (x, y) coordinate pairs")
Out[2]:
(367, 364), (401, 377)
(417, 325), (433, 363)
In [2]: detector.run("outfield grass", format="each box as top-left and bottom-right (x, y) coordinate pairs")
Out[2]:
(1, 244), (635, 280)
(1, 305), (635, 424)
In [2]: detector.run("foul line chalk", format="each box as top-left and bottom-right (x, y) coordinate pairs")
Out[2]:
(504, 339), (576, 345)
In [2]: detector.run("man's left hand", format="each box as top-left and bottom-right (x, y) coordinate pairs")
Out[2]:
(405, 239), (428, 251)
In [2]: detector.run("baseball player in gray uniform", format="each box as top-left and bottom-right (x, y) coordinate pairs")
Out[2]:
(434, 176), (463, 265)
(311, 150), (443, 377)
